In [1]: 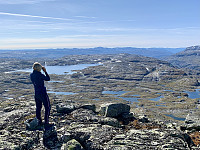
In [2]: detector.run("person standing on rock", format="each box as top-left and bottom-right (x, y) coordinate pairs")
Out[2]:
(30, 62), (53, 130)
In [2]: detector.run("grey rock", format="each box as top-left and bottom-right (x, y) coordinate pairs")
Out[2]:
(61, 139), (84, 150)
(181, 111), (200, 131)
(119, 112), (135, 125)
(56, 103), (75, 114)
(68, 123), (123, 150)
(71, 108), (99, 122)
(25, 118), (40, 131)
(105, 128), (191, 150)
(143, 65), (186, 81)
(3, 106), (15, 112)
(43, 127), (61, 149)
(70, 108), (121, 128)
(99, 117), (121, 128)
(175, 78), (200, 86)
(99, 103), (130, 118)
(79, 104), (96, 112)
(138, 115), (149, 123)
(62, 132), (72, 143)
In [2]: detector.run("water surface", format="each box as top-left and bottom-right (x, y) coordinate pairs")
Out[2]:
(47, 91), (76, 95)
(16, 64), (99, 75)
(149, 95), (164, 101)
(164, 114), (185, 121)
(184, 89), (200, 99)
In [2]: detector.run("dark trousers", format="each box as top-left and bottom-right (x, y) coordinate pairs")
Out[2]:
(35, 93), (51, 124)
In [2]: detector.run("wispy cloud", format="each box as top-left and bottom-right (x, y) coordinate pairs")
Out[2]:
(74, 16), (97, 19)
(0, 12), (74, 21)
(96, 26), (200, 33)
(0, 0), (55, 4)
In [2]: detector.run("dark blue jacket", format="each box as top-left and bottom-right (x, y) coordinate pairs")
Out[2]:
(30, 70), (50, 95)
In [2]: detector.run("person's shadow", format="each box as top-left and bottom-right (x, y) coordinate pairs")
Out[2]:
(43, 127), (62, 149)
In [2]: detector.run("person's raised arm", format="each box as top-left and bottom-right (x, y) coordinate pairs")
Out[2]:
(42, 66), (50, 81)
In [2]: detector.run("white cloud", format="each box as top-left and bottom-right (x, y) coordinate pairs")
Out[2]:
(74, 16), (97, 19)
(0, 12), (74, 21)
(0, 0), (55, 4)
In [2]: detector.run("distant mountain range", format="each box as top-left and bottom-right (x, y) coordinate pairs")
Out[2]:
(166, 45), (200, 71)
(0, 47), (184, 59)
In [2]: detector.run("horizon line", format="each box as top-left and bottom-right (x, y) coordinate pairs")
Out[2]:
(0, 46), (188, 51)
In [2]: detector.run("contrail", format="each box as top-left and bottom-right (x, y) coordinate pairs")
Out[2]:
(0, 12), (74, 21)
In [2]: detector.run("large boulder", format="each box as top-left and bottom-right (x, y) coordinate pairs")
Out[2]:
(99, 103), (130, 118)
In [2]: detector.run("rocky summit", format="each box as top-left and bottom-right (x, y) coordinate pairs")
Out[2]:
(1, 100), (200, 150)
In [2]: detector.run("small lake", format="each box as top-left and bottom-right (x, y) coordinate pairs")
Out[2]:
(16, 64), (99, 75)
(184, 89), (200, 99)
(149, 95), (164, 101)
(102, 91), (127, 95)
(164, 89), (200, 99)
(102, 91), (141, 102)
(101, 90), (165, 102)
(47, 91), (76, 95)
(156, 103), (166, 107)
(164, 114), (185, 121)
(101, 89), (200, 103)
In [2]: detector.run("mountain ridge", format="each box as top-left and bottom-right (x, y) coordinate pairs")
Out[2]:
(166, 45), (200, 71)
(0, 47), (184, 59)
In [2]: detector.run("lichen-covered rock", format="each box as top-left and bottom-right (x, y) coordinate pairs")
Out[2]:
(174, 78), (200, 87)
(99, 103), (130, 118)
(0, 99), (195, 150)
(56, 103), (75, 114)
(68, 123), (123, 150)
(105, 128), (191, 150)
(62, 132), (72, 143)
(43, 127), (61, 149)
(79, 104), (96, 112)
(99, 117), (121, 128)
(25, 118), (40, 131)
(3, 106), (15, 112)
(70, 108), (121, 128)
(61, 139), (84, 150)
(181, 111), (200, 131)
(71, 108), (99, 123)
(143, 65), (186, 81)
(138, 115), (149, 123)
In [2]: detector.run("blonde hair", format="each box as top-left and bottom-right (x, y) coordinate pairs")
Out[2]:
(33, 62), (42, 72)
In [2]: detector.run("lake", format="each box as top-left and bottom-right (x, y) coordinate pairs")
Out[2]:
(16, 63), (99, 75)
(101, 91), (141, 102)
(101, 89), (200, 103)
(47, 91), (76, 95)
(164, 114), (185, 121)
(184, 89), (200, 99)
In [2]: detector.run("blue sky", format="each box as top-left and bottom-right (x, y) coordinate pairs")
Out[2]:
(0, 0), (199, 49)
